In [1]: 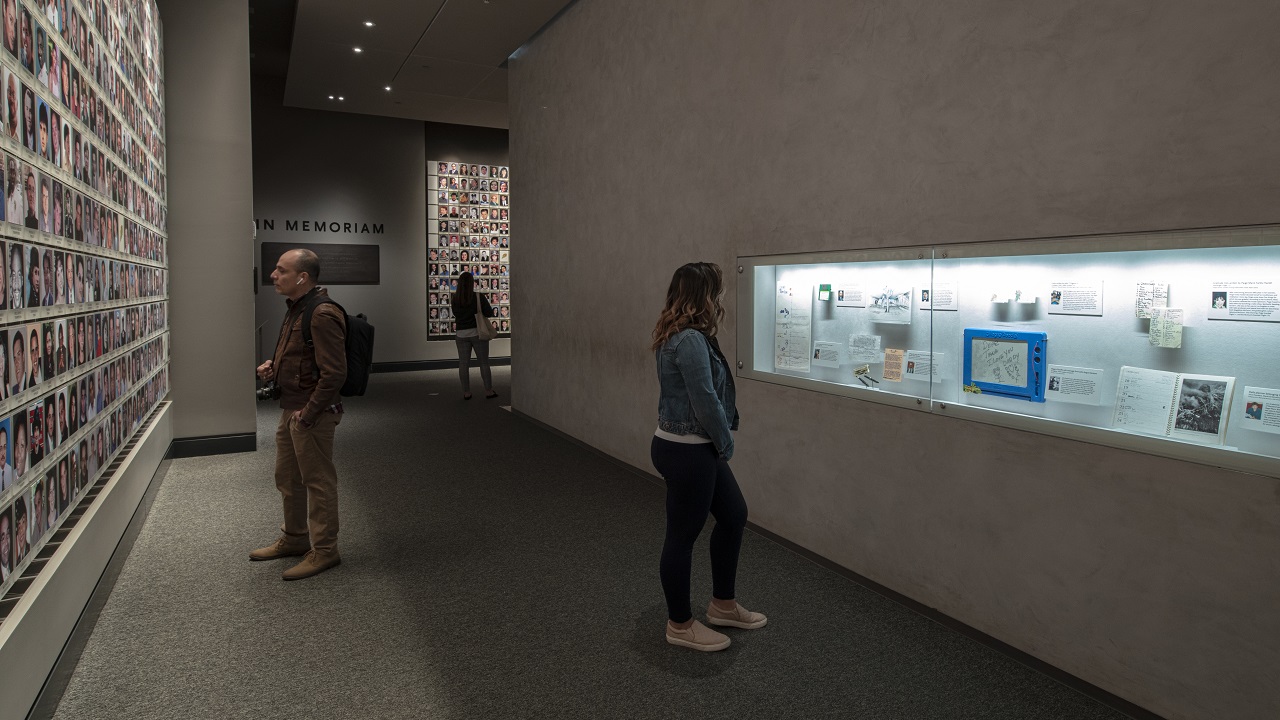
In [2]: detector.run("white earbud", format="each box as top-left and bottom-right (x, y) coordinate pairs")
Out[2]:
(295, 278), (303, 285)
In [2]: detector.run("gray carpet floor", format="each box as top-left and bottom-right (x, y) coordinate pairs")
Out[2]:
(48, 368), (1129, 720)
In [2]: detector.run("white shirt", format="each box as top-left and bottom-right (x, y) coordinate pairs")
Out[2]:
(6, 188), (23, 223)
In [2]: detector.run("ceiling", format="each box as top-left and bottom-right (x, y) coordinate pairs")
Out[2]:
(248, 0), (574, 128)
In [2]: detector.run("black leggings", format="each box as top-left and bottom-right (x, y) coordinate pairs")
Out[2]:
(651, 436), (748, 623)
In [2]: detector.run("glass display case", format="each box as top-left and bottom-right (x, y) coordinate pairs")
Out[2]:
(738, 226), (1280, 477)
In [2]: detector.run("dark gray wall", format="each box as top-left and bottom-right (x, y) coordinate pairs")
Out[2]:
(251, 78), (511, 363)
(508, 2), (1280, 719)
(160, 0), (256, 440)
(425, 122), (510, 167)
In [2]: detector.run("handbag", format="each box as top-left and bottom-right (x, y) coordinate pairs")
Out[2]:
(475, 297), (498, 340)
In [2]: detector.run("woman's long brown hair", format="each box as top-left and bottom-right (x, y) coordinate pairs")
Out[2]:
(452, 271), (475, 310)
(651, 262), (724, 351)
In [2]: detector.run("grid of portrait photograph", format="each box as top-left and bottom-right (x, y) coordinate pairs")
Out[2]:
(427, 161), (511, 337)
(0, 0), (168, 596)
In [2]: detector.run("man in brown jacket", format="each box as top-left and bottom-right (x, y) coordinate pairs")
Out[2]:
(251, 249), (347, 580)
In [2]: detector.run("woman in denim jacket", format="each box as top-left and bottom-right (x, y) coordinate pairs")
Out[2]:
(651, 262), (766, 652)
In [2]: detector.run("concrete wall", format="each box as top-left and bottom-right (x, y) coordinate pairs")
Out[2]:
(160, 0), (257, 441)
(508, 2), (1280, 719)
(252, 78), (510, 363)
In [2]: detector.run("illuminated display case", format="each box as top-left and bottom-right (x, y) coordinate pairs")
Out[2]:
(738, 226), (1280, 478)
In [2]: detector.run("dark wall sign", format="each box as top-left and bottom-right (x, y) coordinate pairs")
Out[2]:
(261, 242), (381, 285)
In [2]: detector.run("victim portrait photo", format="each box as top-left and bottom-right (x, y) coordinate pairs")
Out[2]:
(38, 174), (50, 233)
(10, 495), (26, 566)
(27, 400), (43, 468)
(26, 322), (41, 387)
(2, 0), (17, 59)
(40, 248), (54, 307)
(0, 329), (7, 401)
(17, 6), (30, 73)
(0, 414), (10, 491)
(2, 67), (16, 143)
(7, 325), (24, 397)
(0, 502), (11, 582)
(28, 477), (43, 540)
(42, 392), (56, 454)
(20, 163), (35, 231)
(9, 409), (25, 480)
(4, 152), (20, 227)
(12, 81), (34, 147)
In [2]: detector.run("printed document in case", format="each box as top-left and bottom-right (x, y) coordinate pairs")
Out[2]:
(1113, 366), (1235, 445)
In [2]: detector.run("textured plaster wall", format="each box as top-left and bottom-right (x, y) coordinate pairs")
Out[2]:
(508, 2), (1280, 719)
(160, 0), (256, 440)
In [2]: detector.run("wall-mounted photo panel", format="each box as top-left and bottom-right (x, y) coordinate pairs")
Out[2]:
(426, 162), (511, 339)
(0, 0), (171, 596)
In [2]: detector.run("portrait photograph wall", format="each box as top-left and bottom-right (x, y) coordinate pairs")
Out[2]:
(0, 0), (169, 601)
(426, 160), (510, 338)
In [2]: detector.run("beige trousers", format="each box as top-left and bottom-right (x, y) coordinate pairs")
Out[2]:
(274, 409), (341, 554)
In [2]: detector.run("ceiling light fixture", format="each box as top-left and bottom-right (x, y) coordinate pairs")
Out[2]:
(384, 86), (391, 91)
(364, 21), (375, 27)
(328, 95), (334, 100)
(338, 96), (345, 101)
(353, 47), (363, 53)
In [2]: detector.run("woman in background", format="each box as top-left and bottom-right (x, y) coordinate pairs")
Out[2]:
(449, 271), (497, 400)
(650, 262), (765, 652)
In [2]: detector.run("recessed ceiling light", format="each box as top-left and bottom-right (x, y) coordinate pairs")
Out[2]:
(353, 47), (363, 53)
(364, 21), (375, 27)
(338, 96), (345, 101)
(384, 86), (391, 91)
(328, 95), (334, 100)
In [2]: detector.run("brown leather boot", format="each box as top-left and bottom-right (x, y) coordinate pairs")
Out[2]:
(281, 550), (341, 581)
(249, 534), (311, 561)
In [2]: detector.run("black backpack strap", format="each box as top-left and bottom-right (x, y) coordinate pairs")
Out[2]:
(301, 296), (341, 349)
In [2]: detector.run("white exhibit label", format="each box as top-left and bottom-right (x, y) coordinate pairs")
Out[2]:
(1135, 282), (1169, 319)
(869, 287), (912, 324)
(812, 341), (841, 368)
(903, 351), (944, 383)
(848, 334), (882, 364)
(1207, 280), (1280, 322)
(919, 282), (958, 312)
(836, 283), (866, 308)
(882, 348), (905, 382)
(1148, 308), (1184, 349)
(1045, 365), (1104, 405)
(1242, 387), (1280, 434)
(1047, 280), (1104, 316)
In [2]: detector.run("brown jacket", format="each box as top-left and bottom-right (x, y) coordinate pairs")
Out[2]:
(272, 287), (347, 424)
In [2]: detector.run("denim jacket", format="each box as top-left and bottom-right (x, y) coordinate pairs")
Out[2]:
(656, 328), (740, 459)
